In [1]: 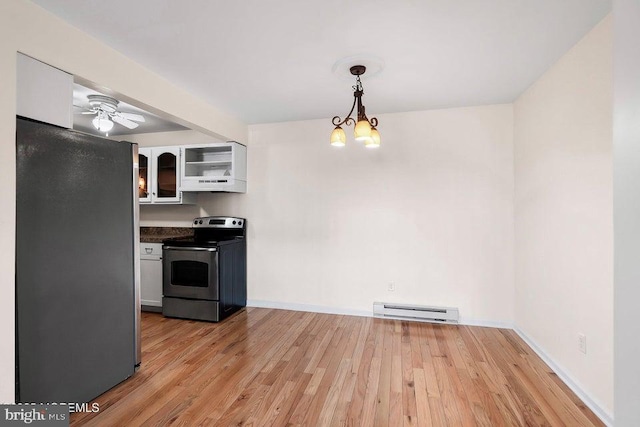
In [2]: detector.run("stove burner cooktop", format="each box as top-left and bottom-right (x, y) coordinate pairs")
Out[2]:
(162, 216), (246, 248)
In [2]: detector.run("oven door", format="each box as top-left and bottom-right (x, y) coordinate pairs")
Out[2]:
(163, 246), (219, 300)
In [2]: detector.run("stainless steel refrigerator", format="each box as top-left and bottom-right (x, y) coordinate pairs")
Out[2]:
(16, 117), (141, 403)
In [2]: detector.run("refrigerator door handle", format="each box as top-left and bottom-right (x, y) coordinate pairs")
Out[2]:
(164, 246), (218, 252)
(132, 144), (142, 368)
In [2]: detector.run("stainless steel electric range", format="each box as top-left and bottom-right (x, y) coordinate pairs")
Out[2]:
(162, 216), (246, 322)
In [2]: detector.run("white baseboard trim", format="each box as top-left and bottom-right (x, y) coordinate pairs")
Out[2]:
(513, 327), (613, 426)
(459, 317), (513, 329)
(248, 300), (512, 330)
(247, 300), (371, 318)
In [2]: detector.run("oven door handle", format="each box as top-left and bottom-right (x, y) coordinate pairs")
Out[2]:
(163, 246), (218, 252)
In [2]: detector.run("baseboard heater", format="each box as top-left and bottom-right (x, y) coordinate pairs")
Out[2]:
(373, 302), (459, 324)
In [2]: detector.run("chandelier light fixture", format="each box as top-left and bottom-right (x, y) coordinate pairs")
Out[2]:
(330, 65), (380, 148)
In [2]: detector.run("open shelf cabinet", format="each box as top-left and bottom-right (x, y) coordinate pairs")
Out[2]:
(180, 142), (247, 193)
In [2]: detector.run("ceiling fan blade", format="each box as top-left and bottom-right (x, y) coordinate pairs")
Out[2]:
(112, 115), (139, 129)
(73, 105), (97, 115)
(117, 112), (145, 122)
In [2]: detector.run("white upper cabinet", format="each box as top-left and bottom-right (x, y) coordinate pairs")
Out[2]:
(152, 147), (181, 203)
(180, 142), (247, 193)
(17, 53), (73, 129)
(138, 147), (196, 205)
(138, 148), (152, 203)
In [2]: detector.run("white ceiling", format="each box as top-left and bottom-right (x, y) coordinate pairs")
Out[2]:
(34, 0), (611, 125)
(73, 83), (187, 136)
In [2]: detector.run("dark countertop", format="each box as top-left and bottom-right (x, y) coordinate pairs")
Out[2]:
(140, 227), (193, 243)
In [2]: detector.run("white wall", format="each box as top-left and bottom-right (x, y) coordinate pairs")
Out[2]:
(514, 16), (613, 416)
(0, 0), (247, 402)
(613, 0), (640, 425)
(142, 105), (516, 324)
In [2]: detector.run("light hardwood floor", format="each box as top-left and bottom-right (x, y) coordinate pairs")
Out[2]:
(71, 309), (604, 426)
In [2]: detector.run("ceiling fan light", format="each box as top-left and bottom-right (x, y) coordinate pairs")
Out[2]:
(92, 116), (114, 132)
(330, 126), (346, 147)
(354, 119), (371, 142)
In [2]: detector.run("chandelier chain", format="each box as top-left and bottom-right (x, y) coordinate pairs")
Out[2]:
(353, 75), (363, 92)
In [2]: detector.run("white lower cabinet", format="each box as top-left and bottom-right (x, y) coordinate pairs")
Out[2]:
(140, 243), (163, 309)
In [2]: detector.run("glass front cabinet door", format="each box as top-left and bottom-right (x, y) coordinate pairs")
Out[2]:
(138, 148), (151, 203)
(138, 146), (191, 204)
(152, 147), (180, 203)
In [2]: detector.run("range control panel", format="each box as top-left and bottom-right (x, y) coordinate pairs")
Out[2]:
(192, 216), (245, 229)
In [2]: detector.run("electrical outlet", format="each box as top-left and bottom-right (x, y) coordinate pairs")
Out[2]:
(578, 334), (587, 354)
(388, 282), (395, 292)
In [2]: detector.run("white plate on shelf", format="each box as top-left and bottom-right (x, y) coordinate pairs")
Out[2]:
(203, 169), (229, 177)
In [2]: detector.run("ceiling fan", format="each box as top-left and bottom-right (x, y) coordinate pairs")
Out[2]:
(77, 95), (145, 132)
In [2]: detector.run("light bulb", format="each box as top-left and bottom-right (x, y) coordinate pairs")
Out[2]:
(354, 120), (371, 142)
(92, 115), (114, 132)
(330, 126), (346, 147)
(366, 127), (381, 148)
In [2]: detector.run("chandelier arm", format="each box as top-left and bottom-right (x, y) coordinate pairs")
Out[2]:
(356, 92), (364, 122)
(331, 95), (359, 127)
(369, 117), (378, 127)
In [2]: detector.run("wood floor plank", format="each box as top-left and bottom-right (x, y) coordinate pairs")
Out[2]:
(245, 339), (315, 424)
(390, 323), (404, 424)
(413, 368), (433, 427)
(69, 310), (606, 427)
(359, 356), (382, 427)
(299, 317), (354, 426)
(344, 318), (377, 426)
(374, 320), (393, 425)
(503, 330), (604, 427)
(418, 326), (441, 399)
(453, 327), (506, 427)
(317, 358), (352, 426)
(432, 356), (464, 426)
(490, 329), (578, 426)
(213, 379), (270, 426)
(477, 327), (551, 426)
(472, 329), (528, 425)
(172, 309), (309, 425)
(409, 323), (424, 369)
(401, 323), (418, 422)
(329, 319), (370, 426)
